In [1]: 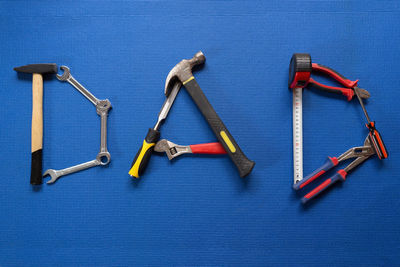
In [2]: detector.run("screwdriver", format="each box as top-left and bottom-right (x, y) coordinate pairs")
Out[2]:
(354, 87), (388, 160)
(128, 82), (181, 178)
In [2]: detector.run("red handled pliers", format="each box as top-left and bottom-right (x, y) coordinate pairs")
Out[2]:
(293, 135), (376, 203)
(308, 63), (370, 101)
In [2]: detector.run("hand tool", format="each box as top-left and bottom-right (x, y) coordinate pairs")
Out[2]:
(354, 87), (388, 160)
(289, 54), (371, 185)
(307, 63), (370, 101)
(154, 139), (226, 160)
(43, 66), (112, 184)
(14, 63), (58, 185)
(293, 136), (376, 203)
(128, 82), (181, 178)
(165, 51), (255, 178)
(289, 54), (312, 184)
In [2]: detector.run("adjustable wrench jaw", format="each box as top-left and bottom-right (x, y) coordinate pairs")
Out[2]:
(154, 139), (192, 160)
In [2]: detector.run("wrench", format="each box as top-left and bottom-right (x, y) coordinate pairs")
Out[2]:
(43, 66), (112, 184)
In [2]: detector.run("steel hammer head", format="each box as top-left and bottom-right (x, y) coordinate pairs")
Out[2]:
(164, 51), (205, 96)
(14, 63), (58, 75)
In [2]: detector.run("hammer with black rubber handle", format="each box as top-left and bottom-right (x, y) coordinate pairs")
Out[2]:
(165, 51), (255, 178)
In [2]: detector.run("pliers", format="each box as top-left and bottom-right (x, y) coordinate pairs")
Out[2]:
(293, 135), (376, 203)
(154, 139), (226, 160)
(307, 63), (370, 101)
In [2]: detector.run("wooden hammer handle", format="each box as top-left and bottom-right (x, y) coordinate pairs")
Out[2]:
(31, 73), (43, 185)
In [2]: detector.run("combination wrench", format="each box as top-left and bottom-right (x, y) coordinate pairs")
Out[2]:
(43, 66), (112, 184)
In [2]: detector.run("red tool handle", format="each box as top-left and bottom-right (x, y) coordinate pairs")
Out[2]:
(190, 142), (226, 154)
(309, 63), (359, 101)
(301, 170), (347, 204)
(308, 78), (355, 101)
(367, 122), (388, 160)
(312, 63), (358, 88)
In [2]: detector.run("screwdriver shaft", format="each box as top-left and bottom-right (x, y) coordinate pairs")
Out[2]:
(354, 87), (371, 123)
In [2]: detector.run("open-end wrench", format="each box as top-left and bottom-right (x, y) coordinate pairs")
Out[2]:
(57, 66), (100, 106)
(45, 152), (111, 184)
(57, 65), (112, 156)
(43, 66), (112, 184)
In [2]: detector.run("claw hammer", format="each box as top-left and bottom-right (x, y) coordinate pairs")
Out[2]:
(165, 51), (255, 177)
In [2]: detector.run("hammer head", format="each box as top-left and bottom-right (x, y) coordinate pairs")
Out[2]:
(164, 51), (205, 96)
(14, 63), (58, 75)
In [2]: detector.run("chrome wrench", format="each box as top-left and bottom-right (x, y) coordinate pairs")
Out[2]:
(43, 66), (112, 184)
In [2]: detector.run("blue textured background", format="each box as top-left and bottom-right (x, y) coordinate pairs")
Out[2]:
(1, 1), (399, 266)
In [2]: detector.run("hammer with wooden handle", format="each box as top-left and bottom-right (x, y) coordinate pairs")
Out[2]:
(14, 63), (58, 185)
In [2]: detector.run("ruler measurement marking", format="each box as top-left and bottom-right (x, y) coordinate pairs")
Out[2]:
(293, 87), (303, 183)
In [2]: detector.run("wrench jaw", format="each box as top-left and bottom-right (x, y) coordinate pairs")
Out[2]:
(46, 66), (112, 184)
(56, 66), (71, 81)
(165, 145), (192, 160)
(43, 169), (61, 184)
(154, 139), (192, 160)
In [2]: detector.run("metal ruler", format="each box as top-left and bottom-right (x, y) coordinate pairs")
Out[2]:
(293, 87), (303, 183)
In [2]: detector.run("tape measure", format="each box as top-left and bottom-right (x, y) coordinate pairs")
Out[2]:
(289, 54), (312, 184)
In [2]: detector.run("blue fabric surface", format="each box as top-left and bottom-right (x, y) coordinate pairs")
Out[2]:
(1, 1), (399, 266)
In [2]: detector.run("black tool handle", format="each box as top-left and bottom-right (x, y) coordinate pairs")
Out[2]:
(183, 78), (255, 177)
(31, 149), (42, 185)
(128, 128), (160, 178)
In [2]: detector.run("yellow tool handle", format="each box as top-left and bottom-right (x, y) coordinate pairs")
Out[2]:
(128, 128), (160, 178)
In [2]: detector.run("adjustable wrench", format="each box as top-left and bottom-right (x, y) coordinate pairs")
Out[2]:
(44, 66), (112, 184)
(154, 139), (226, 160)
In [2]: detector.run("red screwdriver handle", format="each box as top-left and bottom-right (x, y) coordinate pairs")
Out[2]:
(190, 142), (227, 154)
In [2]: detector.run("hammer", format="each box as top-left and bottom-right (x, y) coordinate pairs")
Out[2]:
(14, 63), (58, 185)
(165, 51), (255, 177)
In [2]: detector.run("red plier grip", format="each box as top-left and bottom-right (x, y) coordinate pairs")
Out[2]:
(308, 63), (359, 101)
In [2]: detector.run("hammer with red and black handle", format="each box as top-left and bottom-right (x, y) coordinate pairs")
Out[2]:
(14, 64), (58, 185)
(164, 51), (255, 178)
